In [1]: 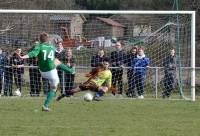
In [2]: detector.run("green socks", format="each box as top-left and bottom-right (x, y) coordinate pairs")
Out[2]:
(44, 90), (56, 108)
(58, 63), (75, 74)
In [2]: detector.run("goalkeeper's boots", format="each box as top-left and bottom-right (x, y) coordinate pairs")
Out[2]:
(66, 90), (74, 97)
(42, 105), (50, 112)
(93, 96), (102, 101)
(56, 94), (65, 101)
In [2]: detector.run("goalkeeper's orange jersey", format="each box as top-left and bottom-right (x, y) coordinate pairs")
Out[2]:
(91, 69), (112, 88)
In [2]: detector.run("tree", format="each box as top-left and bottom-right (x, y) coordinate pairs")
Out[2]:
(75, 0), (120, 10)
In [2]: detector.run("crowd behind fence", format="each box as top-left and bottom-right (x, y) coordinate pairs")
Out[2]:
(0, 65), (198, 99)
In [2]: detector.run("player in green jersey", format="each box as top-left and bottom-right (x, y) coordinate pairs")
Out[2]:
(18, 32), (75, 111)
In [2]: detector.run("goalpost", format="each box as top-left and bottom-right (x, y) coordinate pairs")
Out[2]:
(0, 10), (195, 101)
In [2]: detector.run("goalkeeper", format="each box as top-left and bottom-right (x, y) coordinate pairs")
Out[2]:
(56, 60), (112, 101)
(18, 32), (75, 111)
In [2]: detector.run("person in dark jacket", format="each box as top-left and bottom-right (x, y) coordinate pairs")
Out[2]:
(56, 46), (76, 100)
(4, 52), (13, 96)
(132, 47), (150, 99)
(0, 48), (6, 96)
(55, 42), (66, 94)
(162, 48), (176, 98)
(125, 46), (138, 97)
(110, 41), (126, 95)
(91, 49), (108, 67)
(11, 48), (24, 93)
(28, 40), (42, 96)
(63, 48), (75, 94)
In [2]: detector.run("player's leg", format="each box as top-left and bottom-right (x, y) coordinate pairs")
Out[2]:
(56, 81), (95, 101)
(41, 69), (59, 111)
(56, 84), (79, 101)
(93, 86), (108, 101)
(54, 58), (75, 74)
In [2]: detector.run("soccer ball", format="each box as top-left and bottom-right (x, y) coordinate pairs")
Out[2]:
(14, 89), (21, 97)
(83, 93), (93, 102)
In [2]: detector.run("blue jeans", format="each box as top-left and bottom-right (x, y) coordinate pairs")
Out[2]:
(135, 73), (145, 96)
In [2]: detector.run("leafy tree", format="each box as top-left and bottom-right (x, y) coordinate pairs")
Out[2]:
(75, 0), (120, 10)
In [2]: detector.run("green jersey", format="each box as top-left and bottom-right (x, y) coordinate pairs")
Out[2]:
(28, 43), (56, 72)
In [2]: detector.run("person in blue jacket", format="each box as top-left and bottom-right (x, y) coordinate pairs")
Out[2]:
(132, 47), (150, 99)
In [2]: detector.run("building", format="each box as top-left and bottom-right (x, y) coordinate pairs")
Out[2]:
(84, 17), (125, 39)
(50, 14), (86, 39)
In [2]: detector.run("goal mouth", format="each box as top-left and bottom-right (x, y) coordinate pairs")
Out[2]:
(0, 10), (195, 101)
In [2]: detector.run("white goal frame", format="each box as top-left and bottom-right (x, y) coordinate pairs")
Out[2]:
(0, 10), (195, 101)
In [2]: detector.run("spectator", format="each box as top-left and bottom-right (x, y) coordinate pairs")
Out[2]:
(110, 41), (126, 95)
(11, 48), (24, 93)
(56, 47), (76, 99)
(125, 46), (138, 97)
(0, 48), (6, 96)
(162, 48), (176, 98)
(28, 40), (42, 96)
(132, 47), (150, 99)
(4, 53), (13, 96)
(91, 49), (108, 67)
(55, 42), (66, 94)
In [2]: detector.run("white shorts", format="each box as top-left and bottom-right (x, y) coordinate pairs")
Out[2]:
(40, 69), (59, 87)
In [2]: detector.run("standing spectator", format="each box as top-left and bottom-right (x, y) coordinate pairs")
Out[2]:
(28, 40), (42, 96)
(91, 49), (108, 67)
(64, 48), (75, 94)
(162, 48), (176, 98)
(110, 41), (126, 95)
(125, 47), (138, 97)
(132, 47), (150, 99)
(56, 48), (76, 100)
(11, 48), (24, 93)
(0, 48), (6, 96)
(55, 42), (66, 94)
(4, 52), (13, 96)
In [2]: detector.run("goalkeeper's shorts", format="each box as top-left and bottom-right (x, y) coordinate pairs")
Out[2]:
(79, 81), (98, 92)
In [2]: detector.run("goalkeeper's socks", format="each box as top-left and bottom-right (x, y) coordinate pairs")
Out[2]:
(95, 90), (104, 98)
(44, 90), (56, 108)
(58, 63), (75, 74)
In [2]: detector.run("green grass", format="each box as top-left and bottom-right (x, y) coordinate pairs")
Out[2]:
(0, 97), (200, 136)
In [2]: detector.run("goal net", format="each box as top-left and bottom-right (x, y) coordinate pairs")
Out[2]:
(0, 10), (195, 101)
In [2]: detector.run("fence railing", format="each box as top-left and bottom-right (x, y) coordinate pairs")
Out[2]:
(0, 66), (198, 100)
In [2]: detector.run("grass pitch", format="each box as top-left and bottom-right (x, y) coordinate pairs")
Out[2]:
(0, 97), (200, 136)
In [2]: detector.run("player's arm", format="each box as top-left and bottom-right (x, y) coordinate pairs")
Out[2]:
(19, 54), (29, 59)
(18, 46), (40, 59)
